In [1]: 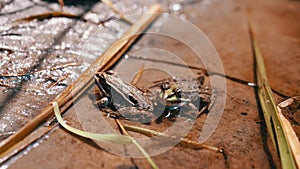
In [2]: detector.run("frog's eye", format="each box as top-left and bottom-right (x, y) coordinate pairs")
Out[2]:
(106, 70), (114, 75)
(173, 87), (182, 94)
(129, 95), (139, 105)
(94, 73), (105, 82)
(198, 76), (205, 85)
(161, 82), (170, 91)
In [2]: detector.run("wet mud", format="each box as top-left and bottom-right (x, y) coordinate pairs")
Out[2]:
(0, 0), (300, 169)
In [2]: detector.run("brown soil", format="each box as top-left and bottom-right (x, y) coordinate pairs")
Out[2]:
(1, 0), (300, 169)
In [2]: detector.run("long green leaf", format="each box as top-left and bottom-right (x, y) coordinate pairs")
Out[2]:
(251, 30), (297, 169)
(52, 102), (132, 144)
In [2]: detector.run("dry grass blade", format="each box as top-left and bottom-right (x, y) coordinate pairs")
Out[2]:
(277, 96), (300, 168)
(250, 26), (297, 168)
(101, 0), (132, 24)
(58, 0), (65, 11)
(12, 1), (132, 26)
(49, 62), (80, 71)
(116, 120), (159, 169)
(123, 124), (223, 153)
(0, 3), (161, 160)
(13, 12), (80, 24)
(131, 64), (144, 86)
(0, 83), (11, 87)
(47, 76), (68, 88)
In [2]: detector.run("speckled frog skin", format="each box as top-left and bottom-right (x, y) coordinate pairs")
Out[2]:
(92, 72), (213, 123)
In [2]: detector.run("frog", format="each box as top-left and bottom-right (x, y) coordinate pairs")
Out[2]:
(93, 71), (155, 123)
(150, 74), (213, 121)
(91, 71), (213, 123)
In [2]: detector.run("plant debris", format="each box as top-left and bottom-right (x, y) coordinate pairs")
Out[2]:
(53, 102), (132, 144)
(249, 23), (297, 168)
(277, 96), (300, 168)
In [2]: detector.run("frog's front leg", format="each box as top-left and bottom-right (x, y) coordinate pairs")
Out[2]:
(172, 101), (199, 119)
(198, 88), (216, 117)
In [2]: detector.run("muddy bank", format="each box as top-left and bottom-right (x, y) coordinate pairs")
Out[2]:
(1, 0), (300, 168)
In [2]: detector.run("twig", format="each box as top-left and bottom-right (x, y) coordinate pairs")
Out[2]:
(123, 124), (223, 153)
(47, 76), (68, 88)
(13, 12), (80, 24)
(0, 82), (11, 88)
(0, 3), (161, 159)
(116, 119), (159, 169)
(101, 0), (133, 24)
(0, 131), (15, 140)
(12, 1), (132, 26)
(49, 62), (80, 71)
(58, 0), (64, 11)
(0, 47), (14, 55)
(131, 64), (144, 86)
(129, 55), (290, 98)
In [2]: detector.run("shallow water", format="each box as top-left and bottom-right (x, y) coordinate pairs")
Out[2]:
(0, 0), (194, 139)
(0, 0), (130, 136)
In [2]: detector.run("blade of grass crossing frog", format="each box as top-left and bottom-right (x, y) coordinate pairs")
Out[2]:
(251, 30), (297, 168)
(52, 102), (132, 144)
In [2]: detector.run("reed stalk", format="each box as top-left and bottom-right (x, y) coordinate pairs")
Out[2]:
(249, 24), (297, 169)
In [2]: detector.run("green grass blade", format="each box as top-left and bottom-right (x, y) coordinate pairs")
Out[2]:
(52, 102), (132, 144)
(131, 138), (159, 169)
(251, 32), (297, 169)
(115, 120), (159, 169)
(54, 102), (158, 168)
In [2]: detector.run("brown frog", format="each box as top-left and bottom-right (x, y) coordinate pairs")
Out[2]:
(91, 71), (213, 123)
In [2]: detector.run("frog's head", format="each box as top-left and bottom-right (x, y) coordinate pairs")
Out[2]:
(159, 82), (181, 101)
(94, 72), (112, 107)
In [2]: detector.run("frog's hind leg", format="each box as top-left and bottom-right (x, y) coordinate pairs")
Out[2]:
(205, 89), (217, 115)
(180, 102), (199, 120)
(155, 108), (172, 124)
(197, 88), (216, 117)
(118, 107), (155, 124)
